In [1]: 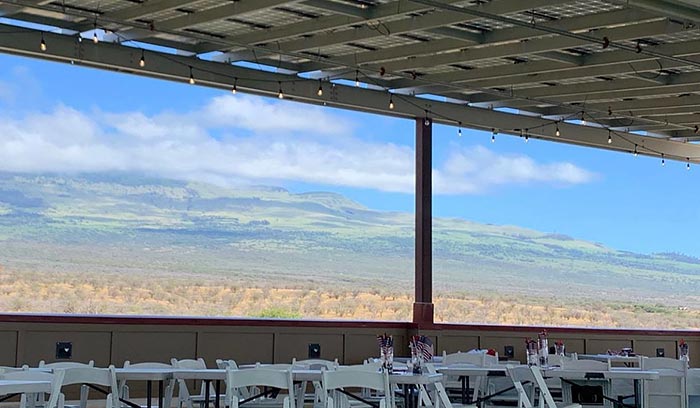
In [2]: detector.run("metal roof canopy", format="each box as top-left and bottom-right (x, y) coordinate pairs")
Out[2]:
(2, 0), (700, 162)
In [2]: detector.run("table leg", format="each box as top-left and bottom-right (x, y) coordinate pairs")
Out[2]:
(204, 380), (211, 408)
(215, 380), (221, 408)
(158, 381), (163, 408)
(634, 379), (640, 408)
(147, 381), (153, 408)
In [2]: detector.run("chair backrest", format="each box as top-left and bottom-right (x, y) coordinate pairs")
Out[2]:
(226, 367), (295, 408)
(292, 359), (338, 370)
(39, 360), (95, 368)
(547, 354), (576, 367)
(322, 368), (391, 408)
(0, 366), (27, 374)
(559, 358), (609, 371)
(216, 359), (239, 369)
(123, 361), (173, 369)
(171, 358), (207, 370)
(0, 369), (66, 408)
(60, 366), (118, 388)
(442, 351), (486, 366)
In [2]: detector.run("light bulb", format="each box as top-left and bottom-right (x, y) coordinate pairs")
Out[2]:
(607, 133), (612, 144)
(355, 71), (360, 87)
(388, 95), (394, 110)
(687, 161), (691, 170)
(232, 78), (237, 94)
(661, 154), (665, 166)
(458, 128), (462, 137)
(93, 32), (99, 44)
(424, 118), (430, 126)
(139, 53), (145, 68)
(317, 80), (323, 96)
(633, 145), (638, 157)
(555, 126), (560, 137)
(40, 36), (46, 52)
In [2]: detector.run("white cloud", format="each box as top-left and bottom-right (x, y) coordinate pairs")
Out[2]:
(434, 145), (597, 194)
(0, 94), (596, 194)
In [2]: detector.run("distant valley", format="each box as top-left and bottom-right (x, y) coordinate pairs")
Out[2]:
(0, 172), (698, 328)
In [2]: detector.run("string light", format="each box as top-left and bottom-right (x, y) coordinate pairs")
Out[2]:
(687, 158), (691, 170)
(93, 25), (99, 44)
(555, 125), (560, 137)
(491, 128), (497, 143)
(40, 33), (46, 51)
(232, 78), (237, 94)
(581, 112), (586, 126)
(695, 125), (699, 134)
(355, 70), (360, 87)
(524, 128), (529, 143)
(633, 144), (638, 157)
(661, 153), (665, 166)
(424, 111), (430, 126)
(139, 50), (145, 68)
(457, 122), (462, 137)
(607, 130), (612, 144)
(188, 67), (195, 84)
(277, 82), (284, 99)
(317, 79), (323, 96)
(388, 94), (394, 110)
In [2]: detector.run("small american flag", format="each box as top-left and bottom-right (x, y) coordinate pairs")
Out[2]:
(411, 335), (433, 361)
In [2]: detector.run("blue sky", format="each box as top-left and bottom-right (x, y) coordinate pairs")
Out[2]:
(0, 53), (698, 256)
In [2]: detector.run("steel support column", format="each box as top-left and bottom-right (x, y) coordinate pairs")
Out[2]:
(413, 117), (434, 325)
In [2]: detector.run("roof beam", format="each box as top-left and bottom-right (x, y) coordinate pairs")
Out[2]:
(103, 0), (193, 22)
(389, 34), (700, 94)
(617, 0), (700, 24)
(2, 23), (699, 162)
(542, 94), (700, 116)
(296, 0), (619, 73)
(157, 0), (295, 32)
(276, 0), (571, 53)
(373, 17), (675, 75)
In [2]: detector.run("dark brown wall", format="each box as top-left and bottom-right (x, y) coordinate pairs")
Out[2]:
(0, 315), (697, 369)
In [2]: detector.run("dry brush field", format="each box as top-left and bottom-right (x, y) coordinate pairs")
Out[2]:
(1, 265), (697, 329)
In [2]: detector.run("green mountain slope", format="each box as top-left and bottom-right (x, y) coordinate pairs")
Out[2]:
(1, 172), (699, 308)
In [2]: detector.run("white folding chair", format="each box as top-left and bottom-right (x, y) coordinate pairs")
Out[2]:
(322, 367), (392, 408)
(641, 357), (688, 408)
(119, 361), (175, 408)
(558, 359), (612, 408)
(37, 361), (95, 408)
(171, 358), (220, 408)
(441, 351), (486, 403)
(508, 365), (581, 408)
(0, 368), (65, 408)
(57, 366), (119, 408)
(225, 366), (295, 408)
(292, 359), (339, 408)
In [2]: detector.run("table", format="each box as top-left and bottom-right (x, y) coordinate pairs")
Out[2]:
(543, 367), (659, 408)
(0, 380), (52, 404)
(115, 368), (175, 408)
(436, 364), (509, 407)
